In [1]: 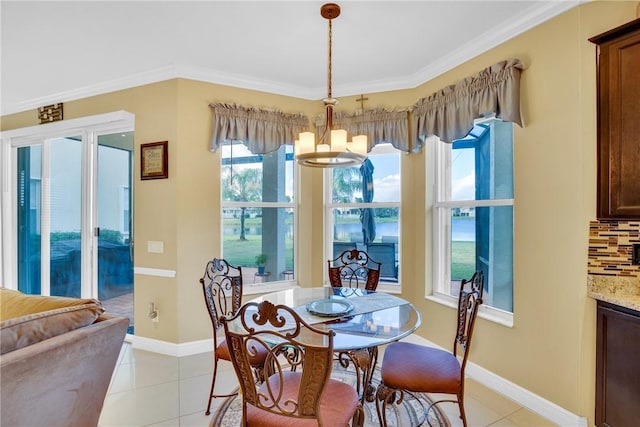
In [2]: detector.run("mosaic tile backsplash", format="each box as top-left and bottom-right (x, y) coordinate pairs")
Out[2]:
(588, 220), (640, 278)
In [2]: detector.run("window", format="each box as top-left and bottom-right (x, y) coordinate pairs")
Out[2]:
(432, 119), (514, 316)
(221, 142), (295, 287)
(326, 143), (401, 287)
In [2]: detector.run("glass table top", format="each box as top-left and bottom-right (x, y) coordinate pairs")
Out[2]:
(247, 287), (421, 351)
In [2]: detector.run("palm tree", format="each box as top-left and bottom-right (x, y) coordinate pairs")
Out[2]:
(222, 168), (261, 240)
(331, 167), (361, 240)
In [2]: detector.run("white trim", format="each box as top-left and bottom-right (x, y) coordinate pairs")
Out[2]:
(1, 2), (582, 116)
(435, 199), (514, 208)
(222, 201), (295, 209)
(426, 293), (514, 328)
(431, 120), (515, 314)
(131, 335), (213, 357)
(403, 2), (581, 93)
(83, 130), (98, 299)
(134, 266), (176, 278)
(326, 201), (400, 210)
(466, 362), (588, 427)
(3, 67), (178, 116)
(0, 111), (135, 140)
(243, 281), (297, 296)
(40, 143), (51, 295)
(1, 111), (134, 297)
(324, 147), (402, 288)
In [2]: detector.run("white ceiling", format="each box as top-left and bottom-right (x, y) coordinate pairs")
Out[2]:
(1, 1), (581, 115)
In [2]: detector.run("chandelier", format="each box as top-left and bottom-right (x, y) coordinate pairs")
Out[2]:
(295, 3), (367, 168)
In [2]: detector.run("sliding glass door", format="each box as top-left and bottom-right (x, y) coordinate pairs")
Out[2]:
(2, 112), (134, 330)
(97, 134), (133, 305)
(17, 136), (84, 297)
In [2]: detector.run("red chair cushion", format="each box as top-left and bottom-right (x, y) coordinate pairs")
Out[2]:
(215, 338), (231, 360)
(215, 338), (267, 367)
(246, 371), (359, 426)
(381, 341), (461, 394)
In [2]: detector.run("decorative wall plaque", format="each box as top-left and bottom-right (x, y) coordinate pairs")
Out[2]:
(38, 103), (64, 124)
(141, 141), (168, 180)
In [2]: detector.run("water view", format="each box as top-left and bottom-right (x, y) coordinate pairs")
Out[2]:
(224, 217), (475, 242)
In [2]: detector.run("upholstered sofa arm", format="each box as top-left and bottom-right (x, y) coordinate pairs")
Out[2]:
(0, 314), (128, 427)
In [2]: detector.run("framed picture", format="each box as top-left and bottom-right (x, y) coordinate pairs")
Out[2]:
(141, 141), (168, 180)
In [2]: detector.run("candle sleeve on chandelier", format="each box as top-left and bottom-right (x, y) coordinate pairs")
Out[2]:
(296, 132), (315, 155)
(330, 129), (347, 152)
(351, 135), (367, 155)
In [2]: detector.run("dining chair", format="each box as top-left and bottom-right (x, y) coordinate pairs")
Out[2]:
(222, 299), (364, 426)
(199, 258), (267, 416)
(328, 249), (381, 291)
(375, 271), (485, 427)
(327, 249), (382, 403)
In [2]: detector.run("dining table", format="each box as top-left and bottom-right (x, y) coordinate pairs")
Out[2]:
(245, 286), (422, 404)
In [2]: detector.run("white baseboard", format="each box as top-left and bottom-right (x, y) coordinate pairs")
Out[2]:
(133, 266), (176, 278)
(132, 334), (587, 426)
(131, 335), (212, 357)
(465, 362), (587, 427)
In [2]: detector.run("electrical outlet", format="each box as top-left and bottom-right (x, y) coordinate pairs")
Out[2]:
(147, 240), (164, 253)
(148, 302), (159, 322)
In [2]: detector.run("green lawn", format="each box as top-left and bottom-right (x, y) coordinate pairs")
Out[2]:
(223, 234), (294, 268)
(223, 219), (475, 279)
(451, 241), (475, 280)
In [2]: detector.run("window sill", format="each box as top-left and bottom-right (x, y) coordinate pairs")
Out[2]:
(243, 281), (297, 296)
(425, 294), (513, 328)
(377, 283), (402, 294)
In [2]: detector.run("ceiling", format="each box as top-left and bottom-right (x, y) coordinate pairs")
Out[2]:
(1, 1), (581, 116)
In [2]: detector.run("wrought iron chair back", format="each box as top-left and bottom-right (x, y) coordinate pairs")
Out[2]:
(328, 249), (381, 291)
(222, 300), (363, 426)
(454, 270), (484, 366)
(199, 258), (244, 415)
(200, 258), (243, 330)
(375, 270), (484, 427)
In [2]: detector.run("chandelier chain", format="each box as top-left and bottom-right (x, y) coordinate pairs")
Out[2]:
(295, 3), (367, 168)
(327, 18), (333, 100)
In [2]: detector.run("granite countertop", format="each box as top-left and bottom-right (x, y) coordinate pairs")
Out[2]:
(588, 275), (640, 312)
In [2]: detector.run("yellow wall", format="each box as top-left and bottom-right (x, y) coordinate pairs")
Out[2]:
(399, 2), (636, 422)
(1, 1), (638, 423)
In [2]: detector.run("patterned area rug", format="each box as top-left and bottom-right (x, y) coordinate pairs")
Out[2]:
(210, 363), (451, 427)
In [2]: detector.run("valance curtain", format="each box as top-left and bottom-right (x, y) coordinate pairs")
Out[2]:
(412, 58), (525, 148)
(314, 108), (410, 153)
(209, 103), (309, 154)
(210, 58), (523, 155)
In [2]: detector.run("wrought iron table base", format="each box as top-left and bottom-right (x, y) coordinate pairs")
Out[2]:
(337, 346), (379, 404)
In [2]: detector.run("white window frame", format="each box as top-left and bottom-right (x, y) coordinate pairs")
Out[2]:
(427, 119), (514, 327)
(220, 143), (297, 295)
(325, 143), (402, 293)
(0, 111), (135, 297)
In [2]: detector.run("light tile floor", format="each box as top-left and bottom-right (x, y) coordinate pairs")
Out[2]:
(99, 342), (559, 427)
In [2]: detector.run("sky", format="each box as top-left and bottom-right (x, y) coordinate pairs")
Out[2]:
(222, 141), (476, 202)
(451, 147), (475, 201)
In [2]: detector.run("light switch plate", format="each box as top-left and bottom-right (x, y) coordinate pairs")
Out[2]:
(147, 240), (164, 254)
(632, 243), (640, 265)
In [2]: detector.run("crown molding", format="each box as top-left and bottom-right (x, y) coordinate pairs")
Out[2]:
(400, 0), (583, 91)
(1, 1), (582, 116)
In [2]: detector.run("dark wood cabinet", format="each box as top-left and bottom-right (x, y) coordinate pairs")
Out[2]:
(590, 18), (640, 219)
(595, 301), (640, 427)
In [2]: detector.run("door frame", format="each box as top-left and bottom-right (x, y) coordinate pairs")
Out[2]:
(0, 110), (134, 296)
